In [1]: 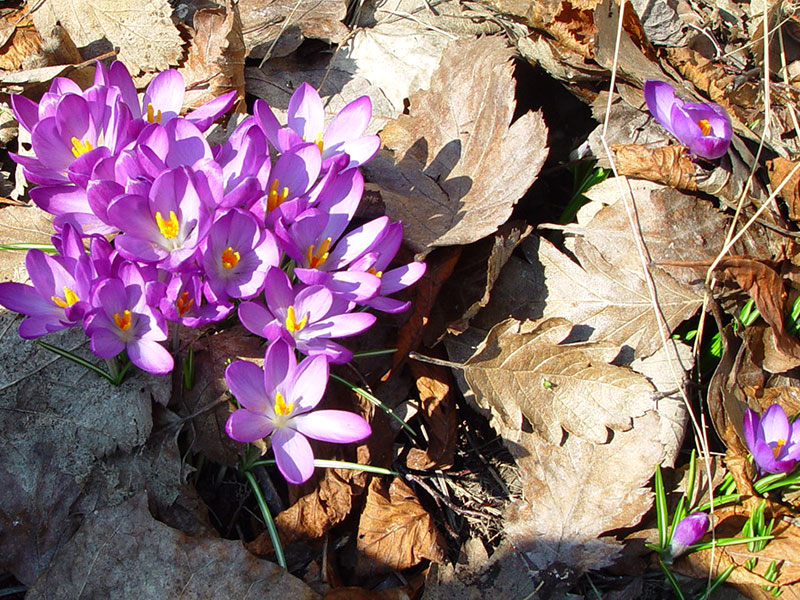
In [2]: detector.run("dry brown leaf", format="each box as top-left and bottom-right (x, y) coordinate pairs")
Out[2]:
(239, 0), (348, 59)
(0, 9), (42, 71)
(25, 493), (320, 599)
(406, 361), (457, 469)
(769, 156), (800, 221)
(325, 577), (424, 600)
(0, 204), (53, 283)
(533, 236), (703, 357)
(463, 317), (655, 445)
(362, 36), (548, 254)
(356, 477), (445, 577)
(179, 0), (245, 113)
(716, 257), (800, 362)
(31, 0), (183, 74)
(424, 221), (531, 345)
(504, 410), (665, 573)
(610, 143), (698, 190)
(744, 385), (800, 415)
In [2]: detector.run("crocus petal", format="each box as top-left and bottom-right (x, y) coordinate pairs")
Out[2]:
(225, 409), (275, 443)
(287, 82), (324, 141)
(238, 301), (275, 337)
(143, 69), (185, 119)
(292, 410), (371, 444)
(291, 355), (329, 412)
(18, 316), (66, 339)
(185, 90), (237, 132)
(0, 282), (54, 317)
(10, 94), (39, 133)
(643, 80), (681, 131)
(363, 296), (411, 314)
(760, 404), (791, 445)
(323, 96), (372, 149)
(743, 408), (759, 455)
(380, 261), (427, 294)
(667, 512), (708, 561)
(254, 99), (282, 149)
(127, 338), (174, 374)
(336, 136), (381, 169)
(272, 427), (315, 484)
(90, 327), (125, 359)
(226, 360), (270, 412)
(263, 339), (294, 401)
(304, 312), (376, 338)
(293, 285), (333, 322)
(752, 438), (783, 474)
(262, 267), (294, 313)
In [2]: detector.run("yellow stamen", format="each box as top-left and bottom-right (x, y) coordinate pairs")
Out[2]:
(176, 290), (194, 316)
(70, 136), (94, 159)
(267, 179), (290, 213)
(697, 119), (712, 136)
(306, 237), (331, 268)
(314, 132), (324, 153)
(113, 309), (132, 332)
(155, 210), (180, 239)
(51, 286), (79, 308)
(221, 246), (240, 269)
(273, 391), (294, 417)
(146, 103), (163, 124)
(367, 267), (383, 278)
(285, 305), (308, 333)
(773, 439), (787, 459)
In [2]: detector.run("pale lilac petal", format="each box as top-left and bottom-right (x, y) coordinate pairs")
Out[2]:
(186, 90), (237, 131)
(337, 136), (381, 169)
(238, 301), (275, 337)
(326, 271), (380, 302)
(18, 316), (65, 339)
(293, 410), (371, 444)
(263, 339), (294, 400)
(643, 80), (680, 131)
(10, 94), (39, 133)
(29, 185), (89, 216)
(109, 61), (140, 117)
(364, 296), (411, 313)
(327, 217), (389, 268)
(743, 408), (759, 453)
(113, 235), (166, 264)
(90, 327), (125, 358)
(143, 69), (185, 119)
(305, 312), (376, 338)
(300, 338), (352, 363)
(0, 282), (54, 317)
(672, 512), (708, 547)
(226, 409), (275, 443)
(760, 404), (790, 444)
(752, 438), (782, 474)
(272, 427), (315, 484)
(293, 285), (333, 322)
(323, 96), (372, 149)
(127, 338), (174, 374)
(263, 267), (294, 313)
(291, 355), (329, 411)
(380, 261), (427, 294)
(226, 360), (270, 412)
(287, 83), (324, 141)
(254, 99), (282, 148)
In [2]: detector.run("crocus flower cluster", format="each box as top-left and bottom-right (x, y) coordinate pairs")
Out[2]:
(643, 80), (732, 160)
(0, 65), (426, 483)
(744, 404), (800, 475)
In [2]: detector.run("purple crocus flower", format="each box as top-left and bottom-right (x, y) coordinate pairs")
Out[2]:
(744, 404), (800, 474)
(667, 512), (709, 562)
(0, 225), (92, 338)
(213, 117), (271, 210)
(83, 264), (173, 374)
(238, 267), (375, 363)
(644, 80), (731, 160)
(200, 208), (280, 301)
(159, 270), (232, 327)
(225, 339), (371, 484)
(254, 83), (380, 170)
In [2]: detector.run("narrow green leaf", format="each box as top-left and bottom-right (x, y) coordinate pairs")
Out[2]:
(331, 373), (417, 437)
(659, 558), (686, 600)
(655, 466), (669, 549)
(35, 339), (115, 383)
(244, 470), (286, 569)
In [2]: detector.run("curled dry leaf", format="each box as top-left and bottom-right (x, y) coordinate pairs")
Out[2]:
(179, 0), (245, 113)
(25, 493), (320, 600)
(31, 0), (183, 74)
(406, 361), (457, 469)
(768, 156), (800, 221)
(362, 36), (548, 254)
(0, 204), (54, 282)
(463, 317), (655, 445)
(356, 477), (445, 577)
(610, 143), (698, 191)
(504, 410), (665, 574)
(0, 9), (42, 71)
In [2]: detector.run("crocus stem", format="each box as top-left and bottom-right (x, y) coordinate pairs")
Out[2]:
(244, 470), (286, 569)
(105, 356), (120, 380)
(171, 321), (180, 352)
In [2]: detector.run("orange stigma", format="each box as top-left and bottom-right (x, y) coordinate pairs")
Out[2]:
(70, 137), (94, 158)
(273, 391), (294, 417)
(367, 267), (383, 278)
(267, 179), (290, 213)
(772, 439), (787, 459)
(314, 132), (324, 153)
(145, 103), (163, 124)
(113, 309), (132, 331)
(697, 119), (712, 136)
(176, 291), (194, 316)
(285, 305), (308, 333)
(51, 286), (79, 308)
(306, 238), (331, 268)
(221, 246), (240, 269)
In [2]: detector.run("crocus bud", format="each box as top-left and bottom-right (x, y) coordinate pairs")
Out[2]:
(666, 512), (709, 562)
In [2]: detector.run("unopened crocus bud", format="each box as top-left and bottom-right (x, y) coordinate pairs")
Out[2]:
(666, 512), (709, 562)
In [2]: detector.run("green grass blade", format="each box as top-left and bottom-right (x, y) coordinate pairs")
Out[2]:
(331, 373), (417, 437)
(35, 339), (115, 383)
(655, 466), (669, 549)
(244, 470), (286, 568)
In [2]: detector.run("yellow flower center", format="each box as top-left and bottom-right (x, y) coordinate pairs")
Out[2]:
(221, 246), (240, 269)
(113, 309), (132, 331)
(285, 305), (308, 333)
(267, 179), (290, 213)
(306, 238), (331, 268)
(51, 286), (79, 308)
(772, 439), (787, 459)
(367, 267), (383, 278)
(273, 391), (294, 417)
(155, 210), (180, 239)
(697, 119), (712, 136)
(146, 102), (163, 124)
(70, 137), (94, 158)
(314, 132), (324, 153)
(176, 290), (194, 316)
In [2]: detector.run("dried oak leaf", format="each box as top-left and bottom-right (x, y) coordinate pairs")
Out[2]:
(0, 9), (42, 71)
(362, 36), (548, 254)
(25, 493), (319, 600)
(463, 317), (655, 445)
(768, 156), (800, 221)
(406, 361), (457, 469)
(610, 143), (698, 190)
(179, 0), (245, 113)
(504, 410), (665, 573)
(0, 204), (53, 283)
(356, 477), (445, 577)
(31, 0), (183, 74)
(0, 319), (170, 585)
(532, 236), (703, 358)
